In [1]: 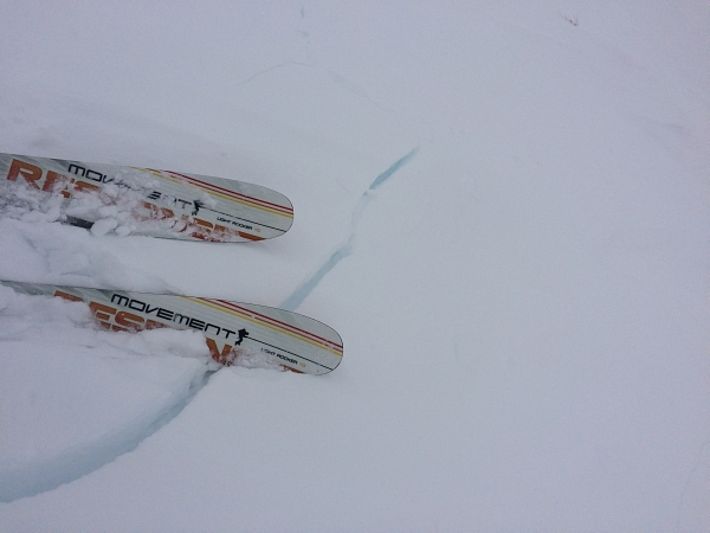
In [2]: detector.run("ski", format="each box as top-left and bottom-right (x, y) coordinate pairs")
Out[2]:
(0, 280), (343, 375)
(0, 153), (294, 242)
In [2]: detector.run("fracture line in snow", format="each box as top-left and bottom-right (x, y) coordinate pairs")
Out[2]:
(0, 367), (214, 503)
(234, 60), (314, 88)
(282, 147), (418, 311)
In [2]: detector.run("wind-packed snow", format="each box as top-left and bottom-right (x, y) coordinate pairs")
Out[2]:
(0, 1), (708, 531)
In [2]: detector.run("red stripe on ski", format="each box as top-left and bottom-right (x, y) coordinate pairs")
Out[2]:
(165, 170), (293, 215)
(209, 298), (343, 353)
(238, 231), (265, 241)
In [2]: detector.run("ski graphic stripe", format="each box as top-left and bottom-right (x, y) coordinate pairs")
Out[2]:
(147, 168), (294, 219)
(214, 298), (344, 353)
(163, 173), (292, 221)
(167, 171), (294, 215)
(194, 297), (343, 356)
(189, 297), (343, 357)
(238, 231), (265, 241)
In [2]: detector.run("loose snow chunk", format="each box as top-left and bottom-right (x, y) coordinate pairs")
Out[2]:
(90, 217), (119, 236)
(0, 286), (93, 329)
(0, 180), (63, 222)
(114, 224), (134, 237)
(108, 327), (212, 361)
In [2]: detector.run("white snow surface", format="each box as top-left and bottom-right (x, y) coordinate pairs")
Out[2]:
(0, 1), (708, 531)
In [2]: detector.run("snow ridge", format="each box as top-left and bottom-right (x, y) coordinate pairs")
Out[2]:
(282, 147), (418, 311)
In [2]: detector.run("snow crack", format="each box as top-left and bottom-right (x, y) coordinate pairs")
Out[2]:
(282, 147), (418, 311)
(0, 366), (214, 503)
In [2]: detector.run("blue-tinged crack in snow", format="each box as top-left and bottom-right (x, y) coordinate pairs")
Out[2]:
(282, 147), (418, 311)
(368, 148), (418, 191)
(0, 367), (214, 503)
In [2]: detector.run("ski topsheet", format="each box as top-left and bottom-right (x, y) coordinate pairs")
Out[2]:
(1, 281), (343, 375)
(0, 153), (294, 242)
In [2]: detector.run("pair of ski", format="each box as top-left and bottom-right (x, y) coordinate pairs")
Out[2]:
(0, 153), (342, 375)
